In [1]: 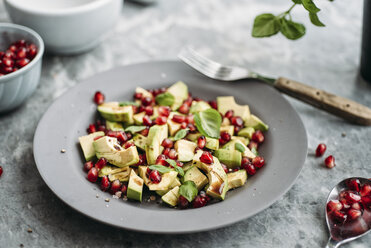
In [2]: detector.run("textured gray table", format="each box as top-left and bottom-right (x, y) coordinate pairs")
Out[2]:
(0, 0), (370, 247)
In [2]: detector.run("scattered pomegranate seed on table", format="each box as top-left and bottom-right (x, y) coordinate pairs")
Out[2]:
(93, 91), (105, 105)
(324, 155), (336, 169)
(0, 166), (3, 177)
(315, 143), (327, 157)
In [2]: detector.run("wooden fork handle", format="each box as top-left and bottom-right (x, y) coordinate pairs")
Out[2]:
(274, 77), (371, 125)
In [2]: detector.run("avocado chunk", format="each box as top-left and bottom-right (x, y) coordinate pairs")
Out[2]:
(105, 121), (124, 131)
(231, 136), (249, 146)
(138, 166), (178, 191)
(167, 112), (182, 136)
(138, 166), (151, 185)
(214, 149), (242, 169)
(185, 132), (219, 150)
(135, 87), (153, 98)
(189, 101), (211, 113)
(99, 165), (129, 177)
(133, 134), (147, 151)
(183, 166), (208, 190)
(156, 177), (181, 196)
(98, 102), (134, 124)
(221, 117), (231, 126)
(244, 114), (268, 131)
(238, 127), (255, 139)
(167, 81), (188, 110)
(93, 136), (123, 153)
(78, 131), (105, 161)
(127, 170), (143, 202)
(227, 170), (247, 190)
(223, 139), (256, 159)
(182, 162), (194, 172)
(145, 124), (168, 164)
(220, 125), (234, 136)
(108, 168), (131, 182)
(217, 96), (251, 122)
(174, 139), (197, 162)
(133, 112), (145, 125)
(161, 186), (180, 207)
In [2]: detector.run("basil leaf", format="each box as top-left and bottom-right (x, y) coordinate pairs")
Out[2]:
(166, 159), (184, 177)
(179, 181), (198, 202)
(252, 13), (281, 38)
(251, 147), (259, 156)
(155, 92), (175, 106)
(148, 165), (172, 174)
(235, 143), (246, 153)
(119, 101), (139, 107)
(194, 109), (221, 139)
(309, 12), (325, 27)
(280, 18), (306, 40)
(125, 126), (146, 134)
(301, 0), (320, 14)
(172, 128), (189, 141)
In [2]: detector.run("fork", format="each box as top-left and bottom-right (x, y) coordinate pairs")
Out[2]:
(178, 48), (371, 126)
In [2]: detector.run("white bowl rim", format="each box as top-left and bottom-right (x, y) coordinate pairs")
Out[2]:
(4, 0), (117, 16)
(0, 23), (44, 83)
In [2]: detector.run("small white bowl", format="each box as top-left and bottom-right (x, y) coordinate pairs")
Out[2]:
(0, 23), (44, 113)
(4, 0), (123, 55)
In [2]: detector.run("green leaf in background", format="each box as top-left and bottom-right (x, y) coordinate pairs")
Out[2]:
(172, 128), (189, 141)
(179, 181), (198, 202)
(251, 147), (259, 156)
(155, 92), (175, 106)
(125, 125), (146, 134)
(292, 0), (302, 4)
(148, 165), (172, 174)
(119, 101), (139, 107)
(309, 12), (325, 27)
(166, 159), (185, 177)
(280, 18), (306, 40)
(252, 13), (281, 38)
(194, 109), (221, 139)
(301, 0), (320, 14)
(235, 143), (246, 153)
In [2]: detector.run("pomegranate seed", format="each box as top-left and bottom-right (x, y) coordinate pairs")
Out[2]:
(186, 114), (194, 124)
(146, 167), (152, 177)
(16, 47), (27, 59)
(110, 180), (122, 194)
(141, 97), (153, 106)
(234, 126), (242, 134)
(200, 151), (213, 164)
(136, 154), (147, 166)
(176, 161), (184, 167)
(231, 116), (244, 127)
(144, 106), (153, 115)
(2, 57), (14, 67)
(248, 141), (259, 151)
(347, 209), (362, 220)
(199, 191), (211, 202)
(180, 122), (188, 129)
(218, 138), (227, 146)
(1, 66), (13, 74)
(327, 200), (343, 213)
(116, 132), (128, 143)
(225, 110), (234, 119)
(15, 58), (30, 68)
(220, 131), (231, 142)
(93, 91), (105, 105)
(101, 176), (110, 191)
(172, 115), (186, 123)
(347, 179), (361, 192)
(95, 158), (107, 170)
(361, 196), (371, 209)
(209, 100), (217, 109)
(344, 192), (361, 204)
(155, 116), (167, 125)
(192, 195), (208, 208)
(4, 50), (14, 59)
(178, 195), (189, 209)
(187, 123), (196, 132)
(184, 96), (193, 106)
(351, 202), (362, 210)
(360, 184), (371, 197)
(140, 127), (149, 136)
(161, 138), (174, 148)
(142, 115), (153, 126)
(83, 161), (93, 172)
(158, 106), (170, 117)
(0, 166), (3, 177)
(252, 130), (265, 144)
(156, 154), (168, 166)
(124, 142), (135, 149)
(14, 39), (26, 47)
(178, 103), (190, 114)
(9, 45), (17, 52)
(221, 163), (228, 174)
(87, 167), (98, 182)
(27, 44), (37, 59)
(168, 149), (178, 160)
(138, 106), (146, 113)
(121, 184), (127, 195)
(245, 163), (256, 176)
(134, 92), (142, 100)
(315, 143), (327, 157)
(252, 156), (265, 169)
(97, 125), (106, 132)
(149, 170), (162, 184)
(241, 156), (251, 169)
(332, 210), (347, 223)
(132, 105), (139, 114)
(162, 147), (170, 157)
(87, 124), (96, 134)
(197, 136), (206, 149)
(324, 155), (335, 169)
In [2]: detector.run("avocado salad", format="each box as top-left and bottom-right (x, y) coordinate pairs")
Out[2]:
(79, 81), (268, 209)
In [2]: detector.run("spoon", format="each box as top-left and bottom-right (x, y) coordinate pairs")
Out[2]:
(325, 177), (371, 248)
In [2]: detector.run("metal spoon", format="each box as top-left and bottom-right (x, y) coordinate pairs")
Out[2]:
(325, 177), (371, 248)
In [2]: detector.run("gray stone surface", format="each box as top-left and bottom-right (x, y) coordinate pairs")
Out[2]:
(0, 0), (370, 247)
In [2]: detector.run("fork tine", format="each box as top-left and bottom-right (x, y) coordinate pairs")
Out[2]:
(179, 51), (221, 79)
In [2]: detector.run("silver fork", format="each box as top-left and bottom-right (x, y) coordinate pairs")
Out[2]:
(178, 48), (371, 126)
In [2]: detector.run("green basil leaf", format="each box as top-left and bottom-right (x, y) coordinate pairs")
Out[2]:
(292, 0), (302, 4)
(280, 18), (306, 40)
(252, 13), (281, 38)
(194, 109), (221, 139)
(155, 92), (175, 106)
(251, 147), (259, 156)
(179, 181), (198, 202)
(166, 159), (185, 177)
(119, 101), (139, 107)
(235, 143), (246, 153)
(309, 12), (325, 27)
(148, 165), (172, 174)
(172, 128), (189, 141)
(302, 0), (320, 14)
(125, 126), (146, 134)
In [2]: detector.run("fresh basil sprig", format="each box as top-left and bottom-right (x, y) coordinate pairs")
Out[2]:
(166, 159), (185, 177)
(148, 165), (172, 174)
(179, 181), (198, 202)
(155, 92), (175, 106)
(125, 126), (146, 134)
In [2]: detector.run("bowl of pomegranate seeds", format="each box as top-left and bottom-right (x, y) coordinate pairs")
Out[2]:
(0, 23), (44, 113)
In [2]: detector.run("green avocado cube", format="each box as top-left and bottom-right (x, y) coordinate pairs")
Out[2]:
(244, 114), (268, 131)
(167, 81), (188, 110)
(214, 149), (242, 169)
(217, 96), (251, 122)
(238, 127), (255, 139)
(161, 186), (180, 207)
(105, 121), (124, 131)
(97, 102), (134, 124)
(127, 170), (143, 202)
(183, 166), (208, 191)
(227, 170), (247, 190)
(78, 131), (105, 161)
(174, 139), (197, 162)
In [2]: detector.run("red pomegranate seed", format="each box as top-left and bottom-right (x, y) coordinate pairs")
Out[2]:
(15, 58), (30, 68)
(187, 123), (196, 132)
(252, 156), (265, 169)
(87, 167), (98, 182)
(138, 106), (146, 113)
(124, 142), (135, 149)
(197, 136), (206, 149)
(231, 116), (244, 127)
(9, 44), (17, 52)
(132, 105), (139, 114)
(155, 116), (167, 125)
(245, 163), (256, 175)
(162, 147), (170, 157)
(324, 155), (335, 169)
(327, 200), (343, 213)
(168, 149), (178, 160)
(209, 100), (217, 109)
(315, 143), (327, 157)
(27, 44), (37, 59)
(161, 138), (173, 148)
(221, 163), (228, 174)
(178, 195), (189, 209)
(241, 156), (251, 170)
(178, 103), (190, 114)
(2, 57), (14, 67)
(142, 115), (153, 126)
(141, 97), (153, 106)
(176, 161), (184, 167)
(180, 122), (188, 129)
(140, 127), (149, 136)
(101, 176), (110, 191)
(200, 151), (213, 164)
(149, 170), (162, 184)
(93, 91), (105, 105)
(121, 184), (127, 195)
(234, 126), (242, 134)
(192, 195), (208, 208)
(16, 47), (27, 59)
(0, 166), (3, 177)
(136, 154), (147, 166)
(87, 124), (96, 134)
(347, 179), (361, 192)
(361, 196), (371, 209)
(351, 202), (362, 210)
(184, 96), (193, 106)
(186, 114), (194, 124)
(126, 132), (133, 140)
(134, 92), (142, 100)
(332, 210), (347, 223)
(248, 141), (259, 151)
(145, 106), (153, 116)
(156, 154), (168, 166)
(97, 125), (106, 132)
(83, 161), (93, 172)
(14, 39), (26, 47)
(117, 132), (128, 143)
(95, 158), (107, 170)
(220, 131), (231, 142)
(252, 130), (265, 144)
(224, 110), (234, 119)
(347, 209), (362, 220)
(172, 115), (186, 123)
(344, 192), (361, 204)
(4, 50), (14, 59)
(110, 180), (122, 194)
(158, 106), (170, 117)
(360, 184), (371, 197)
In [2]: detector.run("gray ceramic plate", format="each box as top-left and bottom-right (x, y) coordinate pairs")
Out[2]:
(33, 61), (307, 234)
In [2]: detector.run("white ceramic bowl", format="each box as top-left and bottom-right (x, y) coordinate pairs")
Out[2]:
(0, 23), (44, 113)
(4, 0), (123, 55)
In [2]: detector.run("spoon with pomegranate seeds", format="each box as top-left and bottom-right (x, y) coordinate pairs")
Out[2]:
(325, 177), (371, 247)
